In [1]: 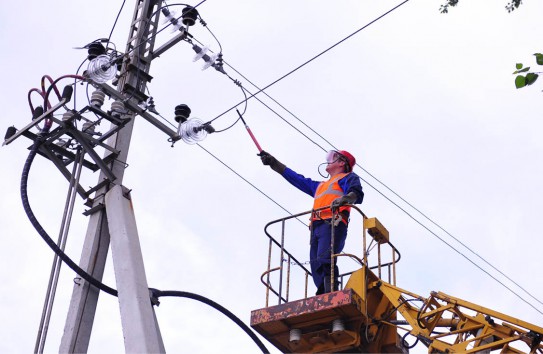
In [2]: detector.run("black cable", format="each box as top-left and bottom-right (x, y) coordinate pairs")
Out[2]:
(200, 16), (222, 53)
(205, 9), (543, 314)
(223, 83), (543, 315)
(107, 0), (128, 47)
(210, 76), (247, 133)
(197, 143), (307, 227)
(401, 331), (419, 349)
(21, 131), (118, 297)
(73, 58), (88, 111)
(207, 0), (411, 124)
(161, 0), (542, 313)
(150, 289), (270, 354)
(22, 135), (270, 351)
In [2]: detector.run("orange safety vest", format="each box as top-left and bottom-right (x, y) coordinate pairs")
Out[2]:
(311, 172), (351, 222)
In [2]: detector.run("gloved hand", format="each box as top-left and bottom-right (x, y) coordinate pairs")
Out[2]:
(258, 150), (286, 174)
(331, 192), (356, 210)
(258, 150), (275, 166)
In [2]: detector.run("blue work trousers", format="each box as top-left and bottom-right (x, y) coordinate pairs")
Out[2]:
(310, 220), (347, 292)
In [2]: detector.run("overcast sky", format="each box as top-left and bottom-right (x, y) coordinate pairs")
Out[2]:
(1, 0), (542, 353)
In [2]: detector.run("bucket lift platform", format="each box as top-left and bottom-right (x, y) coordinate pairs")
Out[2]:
(250, 288), (365, 353)
(251, 212), (405, 353)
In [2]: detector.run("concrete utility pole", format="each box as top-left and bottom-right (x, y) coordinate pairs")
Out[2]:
(60, 0), (174, 352)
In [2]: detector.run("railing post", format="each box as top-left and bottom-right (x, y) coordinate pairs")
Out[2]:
(278, 220), (286, 305)
(378, 243), (382, 279)
(392, 247), (397, 286)
(330, 217), (336, 292)
(266, 238), (272, 307)
(286, 255), (291, 302)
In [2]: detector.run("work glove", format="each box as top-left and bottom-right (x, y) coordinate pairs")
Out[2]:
(258, 150), (286, 174)
(331, 192), (357, 210)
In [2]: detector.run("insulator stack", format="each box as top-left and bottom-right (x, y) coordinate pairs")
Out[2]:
(111, 100), (126, 117)
(62, 111), (75, 122)
(82, 121), (95, 135)
(91, 89), (106, 107)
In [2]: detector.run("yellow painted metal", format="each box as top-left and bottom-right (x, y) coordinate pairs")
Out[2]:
(433, 291), (543, 335)
(344, 267), (404, 353)
(255, 211), (543, 354)
(364, 217), (389, 244)
(376, 282), (543, 353)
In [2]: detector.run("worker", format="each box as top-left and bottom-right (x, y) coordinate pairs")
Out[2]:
(259, 150), (364, 295)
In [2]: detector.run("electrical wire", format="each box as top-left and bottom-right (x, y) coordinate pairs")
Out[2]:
(198, 13), (222, 53)
(233, 84), (543, 315)
(210, 76), (247, 133)
(107, 0), (128, 47)
(192, 2), (543, 313)
(20, 3), (543, 350)
(207, 0), (411, 124)
(229, 54), (543, 308)
(73, 58), (88, 110)
(148, 0), (543, 313)
(196, 143), (308, 227)
(142, 0), (543, 314)
(229, 78), (543, 313)
(150, 289), (269, 353)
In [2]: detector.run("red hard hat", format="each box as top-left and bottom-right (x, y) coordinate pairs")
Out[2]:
(337, 150), (356, 172)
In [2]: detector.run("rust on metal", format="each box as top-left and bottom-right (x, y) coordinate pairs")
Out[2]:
(250, 289), (365, 353)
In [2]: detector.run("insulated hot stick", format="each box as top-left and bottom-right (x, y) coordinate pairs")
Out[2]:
(237, 109), (262, 152)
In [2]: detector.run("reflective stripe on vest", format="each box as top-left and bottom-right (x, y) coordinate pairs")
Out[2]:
(311, 172), (351, 221)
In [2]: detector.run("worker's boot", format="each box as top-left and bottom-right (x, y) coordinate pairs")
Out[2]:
(316, 283), (325, 295)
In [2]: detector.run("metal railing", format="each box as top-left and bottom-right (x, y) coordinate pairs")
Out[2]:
(261, 205), (401, 307)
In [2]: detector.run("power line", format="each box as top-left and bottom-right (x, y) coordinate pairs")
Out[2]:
(225, 61), (543, 311)
(209, 0), (412, 124)
(196, 144), (308, 227)
(107, 0), (128, 46)
(190, 2), (543, 312)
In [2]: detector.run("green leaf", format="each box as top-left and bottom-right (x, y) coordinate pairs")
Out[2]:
(534, 53), (543, 66)
(526, 73), (539, 86)
(516, 63), (523, 70)
(513, 67), (530, 74)
(515, 75), (526, 89)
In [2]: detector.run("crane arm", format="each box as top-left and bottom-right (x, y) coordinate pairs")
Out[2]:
(372, 280), (543, 353)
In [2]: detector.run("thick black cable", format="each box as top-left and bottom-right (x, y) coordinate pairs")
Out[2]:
(401, 331), (419, 350)
(150, 289), (269, 353)
(22, 135), (270, 350)
(21, 132), (118, 297)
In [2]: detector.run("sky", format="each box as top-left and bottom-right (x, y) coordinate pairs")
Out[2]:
(1, 0), (542, 353)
